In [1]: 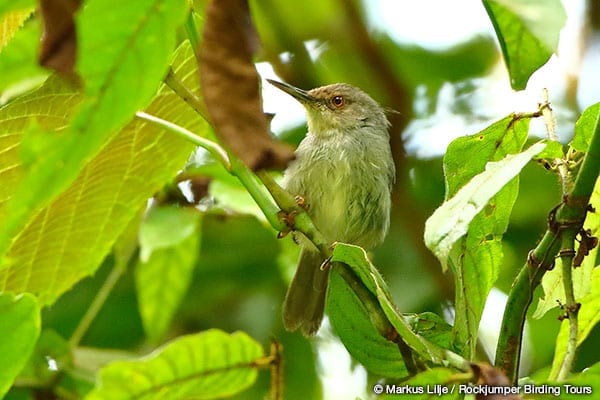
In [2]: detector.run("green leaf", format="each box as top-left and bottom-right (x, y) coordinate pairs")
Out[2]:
(0, 293), (40, 397)
(532, 362), (600, 399)
(0, 8), (34, 52)
(136, 205), (202, 342)
(534, 140), (564, 160)
(329, 243), (464, 377)
(86, 330), (264, 400)
(483, 0), (566, 90)
(0, 0), (188, 261)
(17, 330), (72, 386)
(0, 41), (203, 305)
(0, 0), (34, 18)
(139, 206), (202, 262)
(426, 115), (534, 357)
(327, 269), (407, 378)
(425, 141), (544, 270)
(572, 102), (600, 153)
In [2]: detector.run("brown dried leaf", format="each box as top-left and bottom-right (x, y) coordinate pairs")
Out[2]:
(39, 0), (81, 75)
(472, 363), (522, 400)
(199, 0), (294, 171)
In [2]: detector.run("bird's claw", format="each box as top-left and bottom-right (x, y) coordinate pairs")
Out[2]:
(320, 256), (333, 271)
(295, 195), (309, 211)
(277, 209), (299, 239)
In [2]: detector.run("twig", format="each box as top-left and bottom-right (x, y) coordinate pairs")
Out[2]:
(495, 107), (600, 383)
(555, 230), (580, 381)
(70, 264), (125, 347)
(135, 111), (228, 168)
(163, 67), (210, 120)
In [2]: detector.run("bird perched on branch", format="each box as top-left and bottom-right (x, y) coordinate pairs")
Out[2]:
(268, 79), (395, 336)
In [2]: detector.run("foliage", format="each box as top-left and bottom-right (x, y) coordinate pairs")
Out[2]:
(0, 0), (598, 399)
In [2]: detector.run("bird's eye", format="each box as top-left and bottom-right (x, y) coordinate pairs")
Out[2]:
(331, 95), (345, 108)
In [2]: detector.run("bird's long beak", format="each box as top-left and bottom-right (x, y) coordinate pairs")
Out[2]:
(267, 79), (316, 105)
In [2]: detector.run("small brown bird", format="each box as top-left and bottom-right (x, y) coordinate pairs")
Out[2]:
(268, 79), (395, 336)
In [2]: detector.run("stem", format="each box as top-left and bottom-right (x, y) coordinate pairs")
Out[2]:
(163, 68), (209, 120)
(70, 264), (125, 347)
(136, 112), (287, 232)
(229, 159), (286, 232)
(495, 108), (600, 383)
(556, 229), (579, 381)
(184, 11), (200, 59)
(135, 111), (228, 168)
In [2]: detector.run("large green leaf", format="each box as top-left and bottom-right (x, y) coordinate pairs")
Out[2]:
(328, 243), (460, 378)
(0, 42), (204, 305)
(327, 269), (407, 378)
(0, 293), (40, 398)
(86, 329), (264, 400)
(483, 0), (566, 90)
(136, 205), (202, 342)
(0, 0), (188, 260)
(426, 115), (532, 357)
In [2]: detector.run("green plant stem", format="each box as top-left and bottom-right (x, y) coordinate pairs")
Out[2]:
(555, 229), (579, 381)
(495, 109), (600, 383)
(69, 264), (125, 348)
(163, 68), (209, 120)
(135, 111), (227, 167)
(135, 112), (286, 232)
(229, 159), (287, 232)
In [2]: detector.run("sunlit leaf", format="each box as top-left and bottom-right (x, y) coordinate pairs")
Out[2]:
(572, 102), (600, 153)
(86, 330), (264, 400)
(0, 0), (188, 260)
(0, 293), (40, 398)
(425, 142), (544, 270)
(483, 0), (566, 90)
(0, 7), (34, 52)
(0, 42), (203, 305)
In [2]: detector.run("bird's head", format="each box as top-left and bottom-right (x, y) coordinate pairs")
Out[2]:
(268, 80), (388, 137)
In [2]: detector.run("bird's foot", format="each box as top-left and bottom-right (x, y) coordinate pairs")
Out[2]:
(276, 209), (298, 239)
(294, 195), (309, 211)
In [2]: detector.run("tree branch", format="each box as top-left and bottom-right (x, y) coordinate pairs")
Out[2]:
(495, 108), (600, 383)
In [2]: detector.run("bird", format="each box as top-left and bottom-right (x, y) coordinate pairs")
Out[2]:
(268, 79), (395, 336)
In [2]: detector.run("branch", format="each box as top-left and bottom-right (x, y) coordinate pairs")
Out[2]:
(495, 108), (600, 383)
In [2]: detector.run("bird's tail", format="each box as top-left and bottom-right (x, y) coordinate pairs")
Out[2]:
(283, 248), (329, 336)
